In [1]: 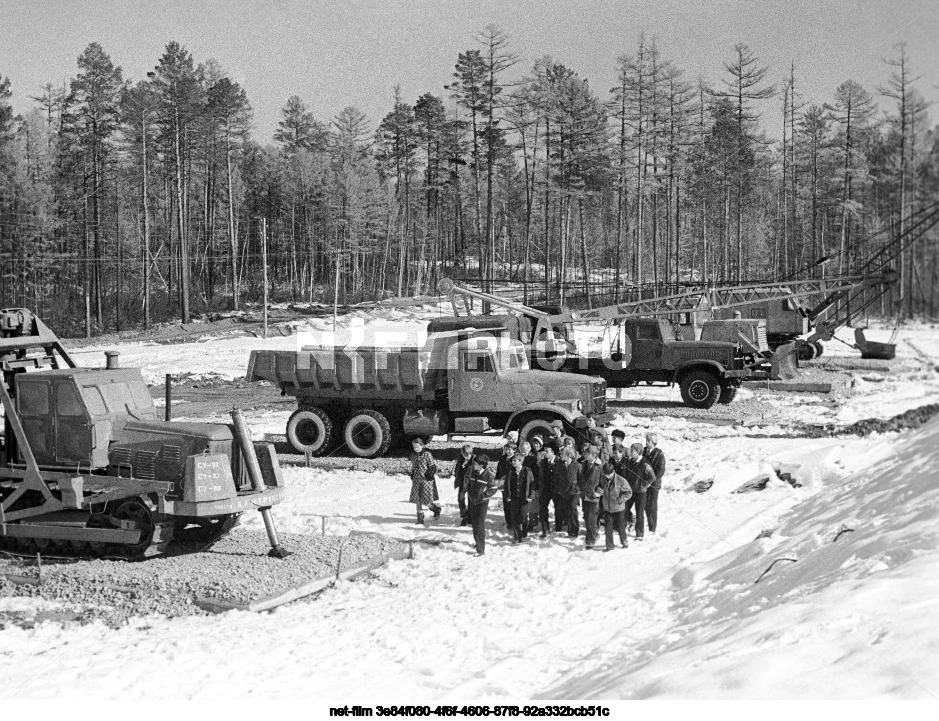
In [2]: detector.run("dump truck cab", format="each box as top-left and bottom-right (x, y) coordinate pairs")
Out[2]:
(445, 335), (606, 419)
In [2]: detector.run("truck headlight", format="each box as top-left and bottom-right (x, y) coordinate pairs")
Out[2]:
(577, 399), (584, 412)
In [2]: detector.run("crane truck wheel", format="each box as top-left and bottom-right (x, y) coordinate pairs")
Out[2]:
(680, 369), (721, 409)
(717, 384), (738, 404)
(812, 341), (824, 357)
(344, 409), (393, 459)
(518, 414), (559, 446)
(286, 407), (334, 456)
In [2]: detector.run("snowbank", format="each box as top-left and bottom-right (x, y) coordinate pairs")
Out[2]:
(546, 417), (939, 699)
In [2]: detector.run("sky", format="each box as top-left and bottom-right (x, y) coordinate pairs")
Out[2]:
(1, 0), (937, 143)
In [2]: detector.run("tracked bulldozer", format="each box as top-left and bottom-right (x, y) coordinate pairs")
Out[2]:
(0, 308), (288, 559)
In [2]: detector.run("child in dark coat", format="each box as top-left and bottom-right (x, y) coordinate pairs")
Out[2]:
(557, 448), (583, 538)
(453, 443), (475, 526)
(643, 432), (666, 534)
(467, 453), (500, 556)
(505, 453), (534, 543)
(496, 441), (517, 527)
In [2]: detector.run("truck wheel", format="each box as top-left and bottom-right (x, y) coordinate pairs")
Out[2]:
(680, 369), (721, 409)
(717, 385), (738, 404)
(518, 414), (559, 446)
(812, 341), (824, 358)
(344, 409), (392, 459)
(286, 407), (334, 456)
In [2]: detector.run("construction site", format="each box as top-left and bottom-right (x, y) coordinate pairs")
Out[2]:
(0, 198), (937, 700)
(3, 1), (939, 702)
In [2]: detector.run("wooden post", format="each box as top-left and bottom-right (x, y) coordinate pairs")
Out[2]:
(333, 251), (341, 333)
(36, 552), (42, 584)
(321, 516), (326, 535)
(305, 449), (312, 468)
(164, 374), (172, 422)
(261, 217), (269, 339)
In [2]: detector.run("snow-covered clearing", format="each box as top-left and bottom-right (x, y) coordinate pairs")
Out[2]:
(2, 313), (939, 700)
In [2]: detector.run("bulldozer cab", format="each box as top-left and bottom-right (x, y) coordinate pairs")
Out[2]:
(13, 368), (157, 469)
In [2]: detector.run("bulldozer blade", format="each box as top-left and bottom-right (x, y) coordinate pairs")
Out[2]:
(771, 342), (801, 381)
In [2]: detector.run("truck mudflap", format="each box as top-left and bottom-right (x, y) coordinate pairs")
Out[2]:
(161, 486), (286, 517)
(574, 411), (616, 428)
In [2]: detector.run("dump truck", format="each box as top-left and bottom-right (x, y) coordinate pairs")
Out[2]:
(247, 331), (613, 458)
(0, 308), (287, 558)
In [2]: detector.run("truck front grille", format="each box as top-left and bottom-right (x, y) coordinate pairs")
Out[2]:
(676, 348), (729, 363)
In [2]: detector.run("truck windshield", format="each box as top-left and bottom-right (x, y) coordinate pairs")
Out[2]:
(500, 346), (529, 371)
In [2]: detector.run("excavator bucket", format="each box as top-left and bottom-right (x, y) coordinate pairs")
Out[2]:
(854, 329), (896, 360)
(771, 342), (801, 380)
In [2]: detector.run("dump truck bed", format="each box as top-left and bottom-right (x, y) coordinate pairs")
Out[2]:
(247, 346), (447, 401)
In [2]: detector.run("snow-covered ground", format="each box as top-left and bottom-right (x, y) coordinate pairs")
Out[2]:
(2, 313), (939, 700)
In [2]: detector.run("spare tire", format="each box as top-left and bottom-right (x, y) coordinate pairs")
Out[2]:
(286, 407), (334, 456)
(680, 369), (721, 409)
(344, 409), (393, 458)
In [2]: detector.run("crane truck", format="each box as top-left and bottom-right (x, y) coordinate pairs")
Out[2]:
(437, 279), (763, 408)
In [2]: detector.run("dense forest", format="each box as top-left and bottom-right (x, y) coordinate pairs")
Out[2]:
(1, 27), (937, 337)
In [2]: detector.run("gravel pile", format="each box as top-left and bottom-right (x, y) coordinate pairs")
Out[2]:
(0, 530), (404, 628)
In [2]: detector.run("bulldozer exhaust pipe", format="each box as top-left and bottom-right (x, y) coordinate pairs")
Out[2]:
(105, 350), (119, 369)
(230, 408), (290, 559)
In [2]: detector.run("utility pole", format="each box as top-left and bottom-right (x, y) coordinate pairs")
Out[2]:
(261, 217), (269, 339)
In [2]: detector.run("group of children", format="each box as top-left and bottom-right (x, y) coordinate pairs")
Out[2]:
(407, 421), (666, 557)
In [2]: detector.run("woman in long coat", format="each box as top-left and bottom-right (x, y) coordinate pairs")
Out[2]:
(409, 437), (441, 525)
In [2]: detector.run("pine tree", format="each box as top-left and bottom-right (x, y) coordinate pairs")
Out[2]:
(451, 49), (488, 282)
(713, 43), (774, 281)
(152, 41), (204, 324)
(61, 42), (125, 334)
(208, 76), (251, 309)
(375, 88), (419, 294)
(830, 79), (875, 275)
